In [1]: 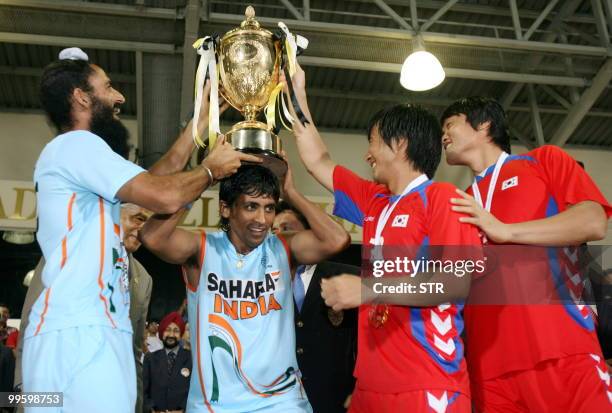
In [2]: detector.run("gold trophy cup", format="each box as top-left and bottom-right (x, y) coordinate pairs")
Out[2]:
(218, 6), (286, 176)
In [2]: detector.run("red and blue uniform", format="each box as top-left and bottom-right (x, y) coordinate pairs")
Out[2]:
(464, 145), (612, 412)
(333, 165), (481, 412)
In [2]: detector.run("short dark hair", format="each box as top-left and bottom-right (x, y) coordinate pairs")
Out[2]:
(218, 165), (281, 232)
(366, 104), (442, 178)
(40, 59), (94, 132)
(275, 200), (310, 230)
(440, 97), (511, 153)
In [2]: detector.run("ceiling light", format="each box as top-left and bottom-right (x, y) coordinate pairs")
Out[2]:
(400, 35), (445, 91)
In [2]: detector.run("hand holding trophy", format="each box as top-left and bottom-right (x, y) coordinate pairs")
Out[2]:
(192, 6), (309, 177)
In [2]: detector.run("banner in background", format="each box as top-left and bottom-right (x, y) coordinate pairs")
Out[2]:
(0, 180), (363, 242)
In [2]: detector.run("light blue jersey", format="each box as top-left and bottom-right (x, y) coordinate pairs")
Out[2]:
(186, 231), (311, 413)
(27, 130), (145, 338)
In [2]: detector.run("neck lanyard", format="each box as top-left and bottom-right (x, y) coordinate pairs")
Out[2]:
(471, 152), (508, 212)
(373, 174), (428, 245)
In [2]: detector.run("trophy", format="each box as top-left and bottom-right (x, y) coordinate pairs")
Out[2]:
(192, 6), (308, 177)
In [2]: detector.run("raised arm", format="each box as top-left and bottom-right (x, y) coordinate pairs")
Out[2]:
(281, 156), (350, 264)
(148, 80), (230, 176)
(286, 63), (336, 192)
(117, 136), (261, 214)
(451, 190), (608, 246)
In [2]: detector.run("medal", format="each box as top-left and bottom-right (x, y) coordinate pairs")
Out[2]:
(327, 308), (344, 327)
(181, 368), (190, 377)
(368, 304), (389, 328)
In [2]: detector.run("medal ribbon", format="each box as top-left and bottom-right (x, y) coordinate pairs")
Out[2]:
(470, 152), (509, 212)
(192, 36), (221, 149)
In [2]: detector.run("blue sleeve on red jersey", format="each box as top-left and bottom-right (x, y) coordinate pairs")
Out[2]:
(332, 165), (385, 226)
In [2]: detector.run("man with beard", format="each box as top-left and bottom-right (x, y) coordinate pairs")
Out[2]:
(24, 48), (259, 412)
(143, 312), (192, 413)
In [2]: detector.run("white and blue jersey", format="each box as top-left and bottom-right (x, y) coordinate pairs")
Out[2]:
(28, 130), (145, 338)
(186, 231), (311, 413)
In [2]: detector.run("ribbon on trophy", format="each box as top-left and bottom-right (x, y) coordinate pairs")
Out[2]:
(265, 23), (310, 136)
(192, 35), (221, 149)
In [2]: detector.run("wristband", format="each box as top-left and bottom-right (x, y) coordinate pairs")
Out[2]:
(202, 165), (215, 185)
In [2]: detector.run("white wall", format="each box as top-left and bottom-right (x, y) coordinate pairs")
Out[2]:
(1, 112), (611, 242)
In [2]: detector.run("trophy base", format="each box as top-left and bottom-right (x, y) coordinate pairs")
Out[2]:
(225, 126), (287, 177)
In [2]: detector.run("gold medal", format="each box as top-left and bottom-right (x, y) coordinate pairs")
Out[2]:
(327, 308), (344, 327)
(368, 304), (389, 328)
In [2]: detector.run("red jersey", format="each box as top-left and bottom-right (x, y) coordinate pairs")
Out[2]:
(332, 165), (482, 395)
(464, 145), (612, 381)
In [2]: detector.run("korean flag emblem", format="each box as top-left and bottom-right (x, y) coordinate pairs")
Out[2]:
(392, 214), (409, 227)
(502, 176), (518, 190)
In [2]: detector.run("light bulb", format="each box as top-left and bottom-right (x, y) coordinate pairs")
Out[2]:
(400, 50), (445, 91)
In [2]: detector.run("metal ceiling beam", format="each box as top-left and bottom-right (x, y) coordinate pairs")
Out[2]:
(306, 88), (612, 118)
(550, 58), (612, 146)
(509, 126), (536, 150)
(0, 65), (135, 83)
(303, 0), (310, 21)
(0, 32), (176, 54)
(372, 0), (414, 33)
(559, 33), (581, 104)
(540, 85), (571, 109)
(524, 0), (559, 41)
(346, 0), (598, 24)
(591, 0), (610, 48)
(209, 13), (609, 56)
(0, 0), (177, 19)
(410, 0), (419, 31)
(136, 51), (144, 160)
(509, 0), (523, 39)
(279, 0), (304, 21)
(527, 85), (545, 146)
(299, 56), (589, 87)
(499, 0), (583, 108)
(179, 0), (201, 122)
(420, 0), (458, 32)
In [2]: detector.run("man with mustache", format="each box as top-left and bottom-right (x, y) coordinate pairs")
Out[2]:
(24, 48), (259, 412)
(143, 311), (192, 413)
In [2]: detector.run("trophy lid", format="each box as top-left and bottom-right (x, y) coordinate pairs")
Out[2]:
(223, 6), (273, 39)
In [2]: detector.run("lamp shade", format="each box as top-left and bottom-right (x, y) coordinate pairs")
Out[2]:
(400, 50), (445, 91)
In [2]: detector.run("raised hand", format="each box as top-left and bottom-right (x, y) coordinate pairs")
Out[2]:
(202, 135), (262, 182)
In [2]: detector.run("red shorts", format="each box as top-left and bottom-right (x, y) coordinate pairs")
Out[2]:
(348, 387), (470, 413)
(472, 353), (612, 413)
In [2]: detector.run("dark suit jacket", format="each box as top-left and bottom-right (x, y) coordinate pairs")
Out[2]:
(143, 347), (192, 412)
(294, 261), (359, 413)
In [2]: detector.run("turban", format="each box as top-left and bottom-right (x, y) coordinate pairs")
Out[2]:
(158, 311), (186, 339)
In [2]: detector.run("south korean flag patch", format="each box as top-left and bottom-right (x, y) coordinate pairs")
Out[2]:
(391, 214), (409, 227)
(502, 176), (518, 190)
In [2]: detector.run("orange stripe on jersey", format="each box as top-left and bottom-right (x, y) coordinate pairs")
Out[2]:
(67, 192), (76, 230)
(196, 302), (215, 413)
(34, 288), (51, 336)
(199, 230), (206, 267)
(60, 237), (68, 269)
(60, 193), (76, 269)
(114, 224), (120, 236)
(96, 197), (116, 329)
